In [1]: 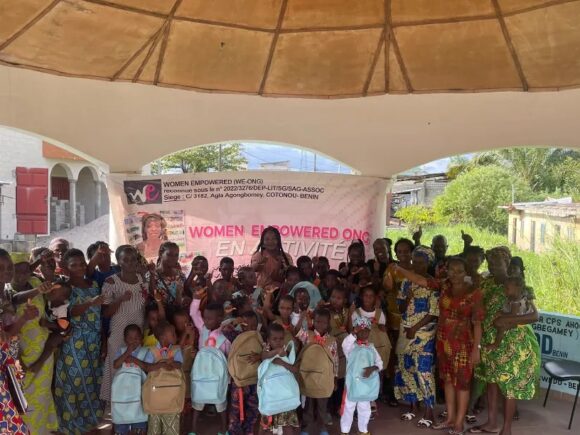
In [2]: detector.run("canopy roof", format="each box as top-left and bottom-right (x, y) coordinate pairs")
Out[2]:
(2, 0), (580, 98)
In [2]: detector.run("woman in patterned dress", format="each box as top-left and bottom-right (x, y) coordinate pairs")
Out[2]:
(393, 246), (439, 427)
(100, 245), (147, 402)
(251, 226), (293, 289)
(54, 249), (104, 435)
(10, 252), (58, 435)
(396, 256), (485, 434)
(471, 247), (540, 435)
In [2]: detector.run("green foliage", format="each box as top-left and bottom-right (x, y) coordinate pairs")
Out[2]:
(151, 143), (247, 174)
(394, 205), (438, 232)
(434, 165), (535, 234)
(386, 224), (580, 316)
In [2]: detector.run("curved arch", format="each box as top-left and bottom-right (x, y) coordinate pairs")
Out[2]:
(151, 140), (357, 173)
(1, 66), (580, 178)
(50, 162), (73, 180)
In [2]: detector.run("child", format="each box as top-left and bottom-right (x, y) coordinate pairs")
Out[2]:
(263, 290), (295, 345)
(281, 267), (301, 298)
(111, 324), (149, 435)
(313, 256), (330, 289)
(258, 323), (301, 435)
(328, 287), (350, 416)
(237, 266), (262, 309)
(218, 257), (238, 290)
(291, 288), (312, 334)
(190, 290), (231, 435)
(185, 255), (211, 293)
(227, 311), (263, 435)
(297, 256), (314, 282)
(143, 320), (184, 435)
(173, 308), (197, 435)
(340, 317), (383, 435)
(210, 278), (233, 306)
(487, 276), (532, 350)
(318, 268), (339, 302)
(143, 302), (163, 347)
(353, 286), (391, 419)
(296, 308), (338, 435)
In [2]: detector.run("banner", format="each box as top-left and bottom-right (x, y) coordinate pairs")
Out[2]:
(108, 171), (388, 270)
(533, 311), (580, 396)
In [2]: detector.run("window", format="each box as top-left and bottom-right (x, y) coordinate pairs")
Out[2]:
(540, 223), (546, 244)
(567, 227), (575, 241)
(554, 224), (561, 237)
(520, 218), (525, 238)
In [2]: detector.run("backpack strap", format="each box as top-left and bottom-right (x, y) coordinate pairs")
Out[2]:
(136, 346), (149, 361)
(285, 341), (296, 364)
(373, 309), (382, 325)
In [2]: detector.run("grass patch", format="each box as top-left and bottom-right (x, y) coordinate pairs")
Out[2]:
(387, 224), (580, 316)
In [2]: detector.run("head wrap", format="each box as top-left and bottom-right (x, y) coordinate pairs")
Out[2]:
(9, 252), (30, 265)
(412, 246), (435, 263)
(353, 316), (372, 330)
(486, 246), (512, 264)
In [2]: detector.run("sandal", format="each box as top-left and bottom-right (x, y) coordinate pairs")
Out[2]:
(432, 422), (451, 430)
(448, 430), (464, 435)
(400, 412), (416, 421)
(416, 418), (433, 428)
(465, 415), (477, 424)
(468, 427), (499, 433)
(439, 410), (448, 419)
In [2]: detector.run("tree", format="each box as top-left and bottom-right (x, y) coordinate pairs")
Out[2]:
(151, 143), (247, 174)
(434, 165), (536, 234)
(394, 205), (438, 232)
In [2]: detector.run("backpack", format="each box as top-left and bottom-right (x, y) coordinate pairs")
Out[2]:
(345, 344), (380, 402)
(142, 347), (186, 414)
(257, 341), (301, 416)
(228, 330), (264, 387)
(357, 309), (392, 367)
(190, 329), (229, 405)
(297, 333), (336, 398)
(111, 346), (149, 424)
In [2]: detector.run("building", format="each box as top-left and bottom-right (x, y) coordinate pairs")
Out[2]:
(0, 127), (108, 241)
(502, 199), (579, 253)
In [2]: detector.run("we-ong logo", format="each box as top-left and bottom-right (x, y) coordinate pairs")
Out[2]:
(124, 180), (162, 205)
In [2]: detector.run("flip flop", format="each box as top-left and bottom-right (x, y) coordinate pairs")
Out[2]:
(448, 430), (465, 435)
(468, 427), (499, 433)
(400, 412), (416, 421)
(432, 422), (451, 430)
(416, 418), (433, 428)
(465, 415), (477, 424)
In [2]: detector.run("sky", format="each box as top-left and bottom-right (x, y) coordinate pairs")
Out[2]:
(241, 142), (450, 175)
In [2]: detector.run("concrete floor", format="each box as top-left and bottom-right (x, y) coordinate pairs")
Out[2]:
(95, 394), (579, 434)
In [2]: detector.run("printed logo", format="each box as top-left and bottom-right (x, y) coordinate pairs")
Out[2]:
(124, 180), (162, 205)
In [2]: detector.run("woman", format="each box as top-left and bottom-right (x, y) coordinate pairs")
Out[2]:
(54, 249), (104, 434)
(397, 256), (484, 434)
(100, 245), (147, 402)
(394, 246), (439, 427)
(136, 213), (168, 260)
(11, 253), (58, 435)
(48, 238), (70, 275)
(470, 247), (540, 435)
(149, 241), (187, 319)
(251, 226), (293, 289)
(0, 249), (39, 434)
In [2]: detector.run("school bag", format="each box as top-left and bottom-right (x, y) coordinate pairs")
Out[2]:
(228, 330), (264, 387)
(190, 329), (229, 405)
(111, 346), (149, 424)
(297, 332), (336, 398)
(257, 341), (301, 416)
(345, 344), (380, 402)
(142, 346), (186, 414)
(357, 308), (392, 367)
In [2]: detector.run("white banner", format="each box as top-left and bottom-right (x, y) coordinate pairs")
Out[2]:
(107, 171), (388, 269)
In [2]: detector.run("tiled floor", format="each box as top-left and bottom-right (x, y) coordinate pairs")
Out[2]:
(96, 394), (579, 434)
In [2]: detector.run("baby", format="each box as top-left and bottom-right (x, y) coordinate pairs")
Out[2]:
(488, 276), (531, 350)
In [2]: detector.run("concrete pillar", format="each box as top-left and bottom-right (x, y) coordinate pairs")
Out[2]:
(69, 179), (76, 228)
(95, 181), (102, 218)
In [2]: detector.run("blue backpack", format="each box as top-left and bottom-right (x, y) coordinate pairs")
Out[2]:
(190, 328), (229, 405)
(257, 341), (301, 416)
(345, 344), (380, 402)
(111, 346), (149, 424)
